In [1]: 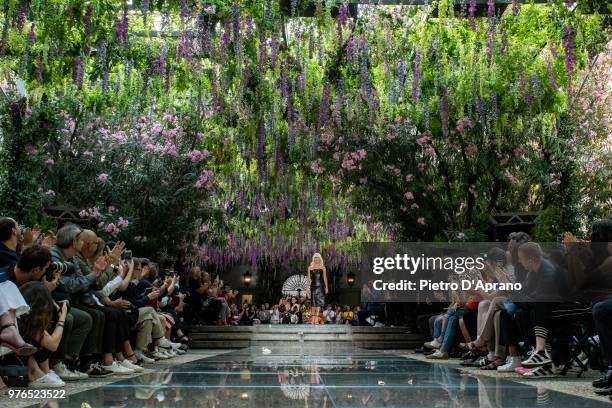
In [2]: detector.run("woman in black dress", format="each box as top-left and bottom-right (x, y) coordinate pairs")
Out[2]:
(306, 253), (329, 324)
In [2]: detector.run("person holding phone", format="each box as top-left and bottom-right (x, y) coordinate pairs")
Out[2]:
(16, 281), (68, 388)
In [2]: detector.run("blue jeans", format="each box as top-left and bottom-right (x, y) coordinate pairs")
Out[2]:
(433, 314), (444, 339)
(593, 299), (612, 367)
(441, 307), (464, 352)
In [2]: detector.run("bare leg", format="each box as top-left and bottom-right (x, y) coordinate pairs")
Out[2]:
(0, 311), (32, 350)
(27, 357), (45, 382)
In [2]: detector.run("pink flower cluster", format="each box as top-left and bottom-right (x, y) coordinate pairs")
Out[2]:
(97, 173), (109, 183)
(311, 159), (324, 174)
(188, 149), (211, 163)
(79, 207), (101, 219)
(416, 134), (432, 146)
(195, 169), (214, 190)
(455, 117), (474, 134)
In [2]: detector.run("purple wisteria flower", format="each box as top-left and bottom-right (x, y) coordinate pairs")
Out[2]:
(115, 6), (129, 48)
(220, 19), (231, 63)
(545, 57), (558, 92)
(500, 26), (508, 55)
(83, 3), (92, 36)
(412, 49), (421, 100)
(177, 30), (194, 63)
(440, 85), (449, 138)
(17, 0), (28, 32)
(179, 0), (189, 19)
(423, 101), (429, 130)
(256, 119), (265, 178)
(317, 29), (323, 66)
(531, 71), (541, 111)
(309, 26), (314, 59)
(270, 33), (279, 70)
(398, 59), (406, 100)
(258, 30), (267, 72)
(318, 82), (330, 130)
(469, 0), (477, 29)
(488, 0), (495, 21)
(563, 25), (575, 108)
(159, 44), (167, 76)
(72, 56), (84, 87)
(549, 41), (558, 59)
(346, 33), (354, 62)
(486, 28), (495, 65)
(281, 63), (288, 98)
(512, 0), (519, 16)
(360, 33), (370, 96)
(265, 0), (273, 21)
(141, 0), (149, 24)
(491, 92), (498, 126)
(232, 2), (240, 54)
(35, 60), (44, 82)
(28, 23), (35, 43)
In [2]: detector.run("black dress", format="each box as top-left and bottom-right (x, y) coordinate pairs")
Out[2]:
(310, 268), (326, 307)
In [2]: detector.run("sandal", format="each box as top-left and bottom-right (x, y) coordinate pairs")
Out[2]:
(480, 357), (505, 370)
(0, 323), (37, 356)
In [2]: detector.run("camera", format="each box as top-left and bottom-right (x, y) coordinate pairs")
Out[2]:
(45, 261), (72, 280)
(123, 250), (132, 261)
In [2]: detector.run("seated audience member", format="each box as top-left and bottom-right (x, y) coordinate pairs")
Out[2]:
(114, 259), (178, 362)
(50, 224), (101, 380)
(17, 281), (68, 388)
(342, 306), (354, 324)
(270, 304), (280, 324)
(0, 274), (37, 356)
(237, 303), (253, 326)
(564, 220), (612, 392)
(257, 303), (271, 324)
(333, 306), (344, 324)
(73, 230), (142, 375)
(323, 304), (335, 324)
(0, 217), (21, 269)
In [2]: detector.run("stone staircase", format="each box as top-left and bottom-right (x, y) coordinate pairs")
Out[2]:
(189, 325), (422, 349)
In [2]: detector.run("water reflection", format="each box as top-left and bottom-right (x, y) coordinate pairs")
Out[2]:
(32, 347), (609, 408)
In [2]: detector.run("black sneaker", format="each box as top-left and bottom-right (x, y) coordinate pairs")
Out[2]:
(86, 363), (114, 378)
(593, 369), (612, 388)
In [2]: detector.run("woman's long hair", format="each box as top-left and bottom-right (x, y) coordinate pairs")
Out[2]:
(18, 281), (55, 344)
(310, 253), (325, 269)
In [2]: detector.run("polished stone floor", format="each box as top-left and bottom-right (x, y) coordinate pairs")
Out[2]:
(46, 345), (609, 408)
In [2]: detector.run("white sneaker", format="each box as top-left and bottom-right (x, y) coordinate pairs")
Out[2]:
(425, 350), (449, 360)
(52, 362), (82, 381)
(521, 350), (552, 368)
(152, 350), (169, 360)
(120, 359), (144, 373)
(158, 338), (174, 349)
(175, 348), (186, 355)
(73, 369), (89, 380)
(497, 356), (522, 372)
(424, 339), (441, 350)
(30, 372), (66, 388)
(162, 350), (176, 358)
(374, 322), (385, 327)
(135, 350), (155, 364)
(262, 347), (272, 355)
(101, 361), (135, 375)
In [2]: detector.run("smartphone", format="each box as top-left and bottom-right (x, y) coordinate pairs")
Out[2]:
(145, 287), (155, 295)
(123, 250), (133, 261)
